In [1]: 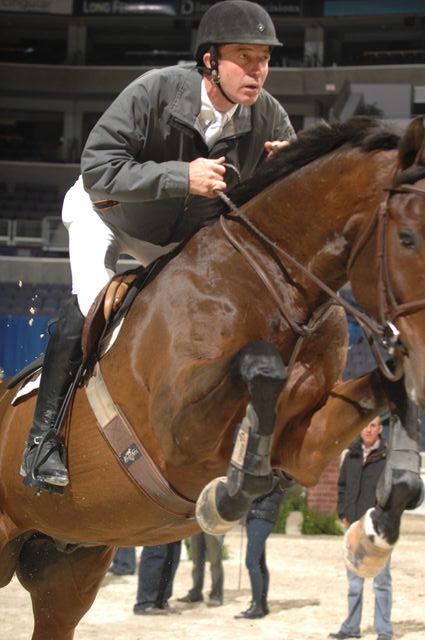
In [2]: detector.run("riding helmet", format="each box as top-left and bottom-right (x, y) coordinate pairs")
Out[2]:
(194, 0), (283, 63)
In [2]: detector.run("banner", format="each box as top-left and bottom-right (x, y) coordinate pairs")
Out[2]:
(324, 0), (425, 16)
(0, 0), (72, 13)
(178, 1), (301, 16)
(75, 0), (177, 15)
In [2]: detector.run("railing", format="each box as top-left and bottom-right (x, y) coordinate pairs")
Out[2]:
(0, 216), (68, 252)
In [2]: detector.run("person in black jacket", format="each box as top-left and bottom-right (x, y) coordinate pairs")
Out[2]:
(329, 416), (393, 640)
(235, 472), (286, 619)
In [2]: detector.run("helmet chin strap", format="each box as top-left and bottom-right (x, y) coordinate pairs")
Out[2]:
(205, 45), (237, 106)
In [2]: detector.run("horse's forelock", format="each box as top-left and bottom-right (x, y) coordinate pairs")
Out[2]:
(393, 163), (425, 187)
(361, 130), (400, 152)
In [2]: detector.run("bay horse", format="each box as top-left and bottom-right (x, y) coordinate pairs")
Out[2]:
(1, 115), (425, 639)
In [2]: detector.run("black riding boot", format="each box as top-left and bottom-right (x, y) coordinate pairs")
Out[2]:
(20, 295), (84, 492)
(234, 601), (267, 619)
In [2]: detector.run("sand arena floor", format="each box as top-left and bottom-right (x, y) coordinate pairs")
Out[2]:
(0, 514), (424, 640)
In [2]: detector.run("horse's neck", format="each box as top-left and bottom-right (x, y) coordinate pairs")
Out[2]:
(246, 148), (397, 300)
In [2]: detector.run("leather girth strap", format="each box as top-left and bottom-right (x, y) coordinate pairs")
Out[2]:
(85, 363), (195, 519)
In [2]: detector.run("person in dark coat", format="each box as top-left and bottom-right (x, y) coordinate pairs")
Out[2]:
(329, 416), (393, 640)
(235, 471), (286, 619)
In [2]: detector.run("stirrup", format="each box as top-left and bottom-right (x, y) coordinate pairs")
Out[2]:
(22, 432), (68, 495)
(23, 474), (66, 496)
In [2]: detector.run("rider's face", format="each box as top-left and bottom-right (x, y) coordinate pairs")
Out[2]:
(203, 44), (271, 106)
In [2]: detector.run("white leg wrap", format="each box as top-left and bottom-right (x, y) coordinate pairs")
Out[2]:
(343, 508), (393, 578)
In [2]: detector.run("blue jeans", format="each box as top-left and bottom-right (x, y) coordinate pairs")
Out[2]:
(245, 517), (275, 603)
(136, 542), (181, 608)
(340, 560), (392, 638)
(188, 533), (224, 601)
(111, 547), (136, 574)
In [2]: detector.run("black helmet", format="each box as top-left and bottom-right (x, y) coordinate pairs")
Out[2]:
(195, 0), (282, 62)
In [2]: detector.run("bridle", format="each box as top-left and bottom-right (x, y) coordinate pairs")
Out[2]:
(216, 181), (425, 382)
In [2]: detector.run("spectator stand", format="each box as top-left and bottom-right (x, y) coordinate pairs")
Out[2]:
(0, 182), (66, 254)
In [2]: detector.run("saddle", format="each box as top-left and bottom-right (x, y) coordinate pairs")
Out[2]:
(82, 269), (141, 364)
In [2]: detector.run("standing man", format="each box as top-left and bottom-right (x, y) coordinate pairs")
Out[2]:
(20, 0), (295, 493)
(329, 417), (393, 640)
(178, 533), (224, 606)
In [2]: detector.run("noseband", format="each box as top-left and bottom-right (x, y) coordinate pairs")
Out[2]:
(217, 181), (425, 382)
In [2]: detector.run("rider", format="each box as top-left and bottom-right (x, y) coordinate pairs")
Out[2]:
(20, 0), (296, 492)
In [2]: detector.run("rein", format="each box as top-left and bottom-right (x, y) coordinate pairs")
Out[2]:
(216, 181), (425, 382)
(372, 184), (425, 323)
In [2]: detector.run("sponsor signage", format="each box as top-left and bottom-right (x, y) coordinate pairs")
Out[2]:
(75, 0), (177, 14)
(178, 1), (301, 16)
(324, 0), (425, 16)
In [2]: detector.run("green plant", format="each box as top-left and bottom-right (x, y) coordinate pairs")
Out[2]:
(301, 507), (344, 536)
(273, 487), (306, 534)
(273, 486), (344, 536)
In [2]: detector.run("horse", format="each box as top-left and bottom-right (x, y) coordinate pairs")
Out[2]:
(1, 115), (425, 639)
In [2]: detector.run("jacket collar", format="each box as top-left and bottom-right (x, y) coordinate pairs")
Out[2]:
(168, 65), (252, 136)
(349, 435), (387, 461)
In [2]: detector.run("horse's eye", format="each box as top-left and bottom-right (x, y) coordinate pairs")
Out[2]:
(399, 229), (418, 250)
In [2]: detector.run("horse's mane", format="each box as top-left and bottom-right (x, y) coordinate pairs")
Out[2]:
(223, 116), (401, 210)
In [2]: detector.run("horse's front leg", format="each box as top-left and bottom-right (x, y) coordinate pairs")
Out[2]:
(344, 376), (423, 577)
(16, 536), (115, 640)
(196, 340), (287, 534)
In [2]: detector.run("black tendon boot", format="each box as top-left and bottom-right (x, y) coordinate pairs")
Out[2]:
(20, 295), (84, 492)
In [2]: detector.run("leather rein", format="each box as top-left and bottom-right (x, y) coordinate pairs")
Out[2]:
(216, 182), (425, 382)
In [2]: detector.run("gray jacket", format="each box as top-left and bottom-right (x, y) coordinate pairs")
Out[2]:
(81, 64), (295, 246)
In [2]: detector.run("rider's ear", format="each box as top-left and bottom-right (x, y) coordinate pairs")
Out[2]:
(203, 51), (211, 69)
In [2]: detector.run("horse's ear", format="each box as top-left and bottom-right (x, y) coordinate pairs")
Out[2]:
(398, 116), (425, 170)
(414, 139), (425, 166)
(327, 108), (340, 124)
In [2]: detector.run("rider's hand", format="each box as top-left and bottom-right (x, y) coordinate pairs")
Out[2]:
(264, 139), (290, 160)
(188, 156), (227, 198)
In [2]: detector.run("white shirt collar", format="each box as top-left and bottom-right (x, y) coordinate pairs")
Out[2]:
(197, 80), (238, 146)
(200, 80), (238, 124)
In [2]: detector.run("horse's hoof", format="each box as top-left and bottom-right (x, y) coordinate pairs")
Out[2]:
(343, 508), (393, 578)
(196, 477), (239, 535)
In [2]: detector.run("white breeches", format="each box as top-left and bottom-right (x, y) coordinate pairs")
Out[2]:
(62, 177), (179, 316)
